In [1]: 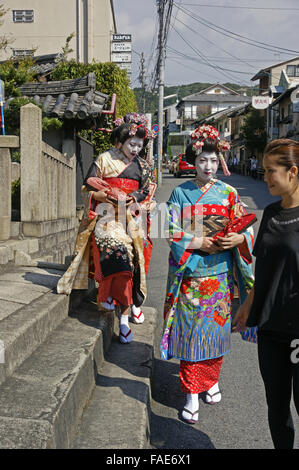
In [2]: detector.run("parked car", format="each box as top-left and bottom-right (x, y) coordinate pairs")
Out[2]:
(173, 153), (196, 177)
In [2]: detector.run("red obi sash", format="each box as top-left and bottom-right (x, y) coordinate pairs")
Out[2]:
(104, 177), (139, 195)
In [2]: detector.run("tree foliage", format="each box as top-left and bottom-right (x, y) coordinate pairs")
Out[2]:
(134, 82), (255, 114)
(0, 57), (36, 97)
(50, 60), (137, 154)
(240, 108), (267, 153)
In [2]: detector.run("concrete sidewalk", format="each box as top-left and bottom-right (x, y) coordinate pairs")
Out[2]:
(0, 264), (158, 448)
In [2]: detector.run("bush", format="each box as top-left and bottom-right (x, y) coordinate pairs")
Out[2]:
(50, 60), (137, 155)
(4, 97), (62, 135)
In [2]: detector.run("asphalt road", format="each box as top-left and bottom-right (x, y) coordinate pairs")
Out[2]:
(145, 168), (299, 450)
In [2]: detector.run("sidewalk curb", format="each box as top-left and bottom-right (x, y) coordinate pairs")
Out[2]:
(72, 306), (158, 449)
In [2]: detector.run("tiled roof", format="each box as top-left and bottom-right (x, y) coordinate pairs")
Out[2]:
(28, 53), (63, 77)
(181, 94), (251, 103)
(17, 72), (108, 121)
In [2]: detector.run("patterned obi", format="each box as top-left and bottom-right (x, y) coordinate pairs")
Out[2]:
(104, 177), (139, 195)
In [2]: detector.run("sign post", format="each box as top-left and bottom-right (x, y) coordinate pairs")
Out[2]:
(0, 80), (5, 135)
(111, 34), (132, 85)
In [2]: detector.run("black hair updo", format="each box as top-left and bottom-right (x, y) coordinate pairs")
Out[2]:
(185, 137), (220, 165)
(111, 123), (147, 145)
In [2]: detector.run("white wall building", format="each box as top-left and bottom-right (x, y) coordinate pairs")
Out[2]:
(0, 0), (116, 63)
(176, 84), (250, 131)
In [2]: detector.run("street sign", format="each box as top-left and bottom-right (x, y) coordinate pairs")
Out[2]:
(112, 53), (131, 63)
(112, 42), (132, 52)
(117, 63), (132, 72)
(252, 96), (270, 109)
(113, 34), (131, 42)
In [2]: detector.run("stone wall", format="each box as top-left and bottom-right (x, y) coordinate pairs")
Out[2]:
(0, 103), (78, 268)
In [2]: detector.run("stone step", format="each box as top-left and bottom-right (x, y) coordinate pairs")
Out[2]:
(0, 266), (70, 386)
(72, 306), (157, 449)
(0, 301), (115, 449)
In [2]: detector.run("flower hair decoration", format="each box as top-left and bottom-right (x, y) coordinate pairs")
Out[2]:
(191, 124), (231, 176)
(113, 113), (158, 141)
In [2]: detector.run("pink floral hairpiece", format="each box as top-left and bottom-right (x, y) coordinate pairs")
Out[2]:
(129, 123), (148, 139)
(113, 117), (125, 126)
(191, 124), (231, 175)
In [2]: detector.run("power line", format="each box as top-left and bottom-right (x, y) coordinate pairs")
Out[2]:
(179, 3), (299, 11)
(174, 3), (299, 55)
(167, 45), (251, 74)
(172, 13), (256, 71)
(171, 24), (248, 84)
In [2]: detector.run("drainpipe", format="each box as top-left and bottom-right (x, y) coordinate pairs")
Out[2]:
(76, 0), (81, 62)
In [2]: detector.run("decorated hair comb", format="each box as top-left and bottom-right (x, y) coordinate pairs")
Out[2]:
(113, 114), (158, 140)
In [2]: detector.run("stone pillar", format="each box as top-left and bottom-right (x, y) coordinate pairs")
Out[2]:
(20, 103), (44, 222)
(0, 148), (11, 240)
(62, 137), (76, 219)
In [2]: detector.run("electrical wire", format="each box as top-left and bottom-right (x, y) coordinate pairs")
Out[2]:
(179, 3), (299, 11)
(174, 3), (299, 55)
(171, 24), (246, 84)
(173, 13), (256, 71)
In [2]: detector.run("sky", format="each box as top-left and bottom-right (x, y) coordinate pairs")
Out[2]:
(113, 0), (299, 92)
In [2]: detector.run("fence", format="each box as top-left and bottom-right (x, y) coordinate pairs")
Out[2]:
(0, 103), (77, 262)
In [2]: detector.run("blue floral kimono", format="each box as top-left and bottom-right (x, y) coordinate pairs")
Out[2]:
(161, 178), (257, 362)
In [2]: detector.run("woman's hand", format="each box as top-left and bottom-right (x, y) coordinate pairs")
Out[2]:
(232, 285), (254, 332)
(189, 236), (221, 254)
(232, 302), (250, 332)
(92, 189), (111, 203)
(216, 233), (245, 250)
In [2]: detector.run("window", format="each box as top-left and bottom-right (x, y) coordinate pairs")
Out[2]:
(13, 49), (34, 58)
(286, 65), (299, 77)
(13, 10), (34, 23)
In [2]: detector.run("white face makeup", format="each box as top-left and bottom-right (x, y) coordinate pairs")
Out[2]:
(121, 137), (144, 160)
(195, 151), (219, 182)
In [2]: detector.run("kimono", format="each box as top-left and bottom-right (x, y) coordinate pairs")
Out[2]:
(57, 147), (154, 308)
(160, 178), (256, 363)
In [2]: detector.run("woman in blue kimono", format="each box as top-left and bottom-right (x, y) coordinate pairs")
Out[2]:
(160, 125), (256, 424)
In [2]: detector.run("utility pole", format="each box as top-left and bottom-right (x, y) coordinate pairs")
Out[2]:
(156, 0), (166, 187)
(139, 52), (146, 113)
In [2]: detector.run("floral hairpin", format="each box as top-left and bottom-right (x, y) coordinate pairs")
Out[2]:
(114, 113), (158, 141)
(218, 140), (231, 152)
(129, 123), (148, 139)
(113, 117), (125, 127)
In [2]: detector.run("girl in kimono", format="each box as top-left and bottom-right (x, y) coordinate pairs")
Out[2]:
(57, 114), (156, 344)
(160, 124), (255, 424)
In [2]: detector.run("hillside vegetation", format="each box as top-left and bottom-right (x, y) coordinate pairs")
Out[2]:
(134, 82), (255, 114)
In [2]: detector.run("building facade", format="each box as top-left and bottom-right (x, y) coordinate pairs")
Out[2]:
(176, 84), (250, 131)
(0, 0), (116, 63)
(251, 57), (299, 95)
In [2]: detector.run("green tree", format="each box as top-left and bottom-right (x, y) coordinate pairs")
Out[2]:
(0, 57), (36, 97)
(240, 108), (267, 154)
(50, 60), (137, 154)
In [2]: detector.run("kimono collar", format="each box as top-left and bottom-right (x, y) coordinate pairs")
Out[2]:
(192, 177), (218, 193)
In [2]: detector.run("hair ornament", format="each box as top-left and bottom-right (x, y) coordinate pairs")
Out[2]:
(113, 117), (125, 126)
(191, 124), (231, 175)
(114, 112), (157, 140)
(129, 123), (148, 139)
(219, 153), (231, 176)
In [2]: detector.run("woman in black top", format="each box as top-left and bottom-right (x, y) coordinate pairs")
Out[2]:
(233, 139), (299, 449)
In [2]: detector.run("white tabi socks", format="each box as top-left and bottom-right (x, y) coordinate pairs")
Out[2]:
(205, 382), (221, 404)
(131, 305), (144, 324)
(119, 314), (133, 344)
(182, 393), (199, 423)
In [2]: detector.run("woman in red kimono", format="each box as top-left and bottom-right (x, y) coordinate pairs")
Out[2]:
(83, 116), (155, 343)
